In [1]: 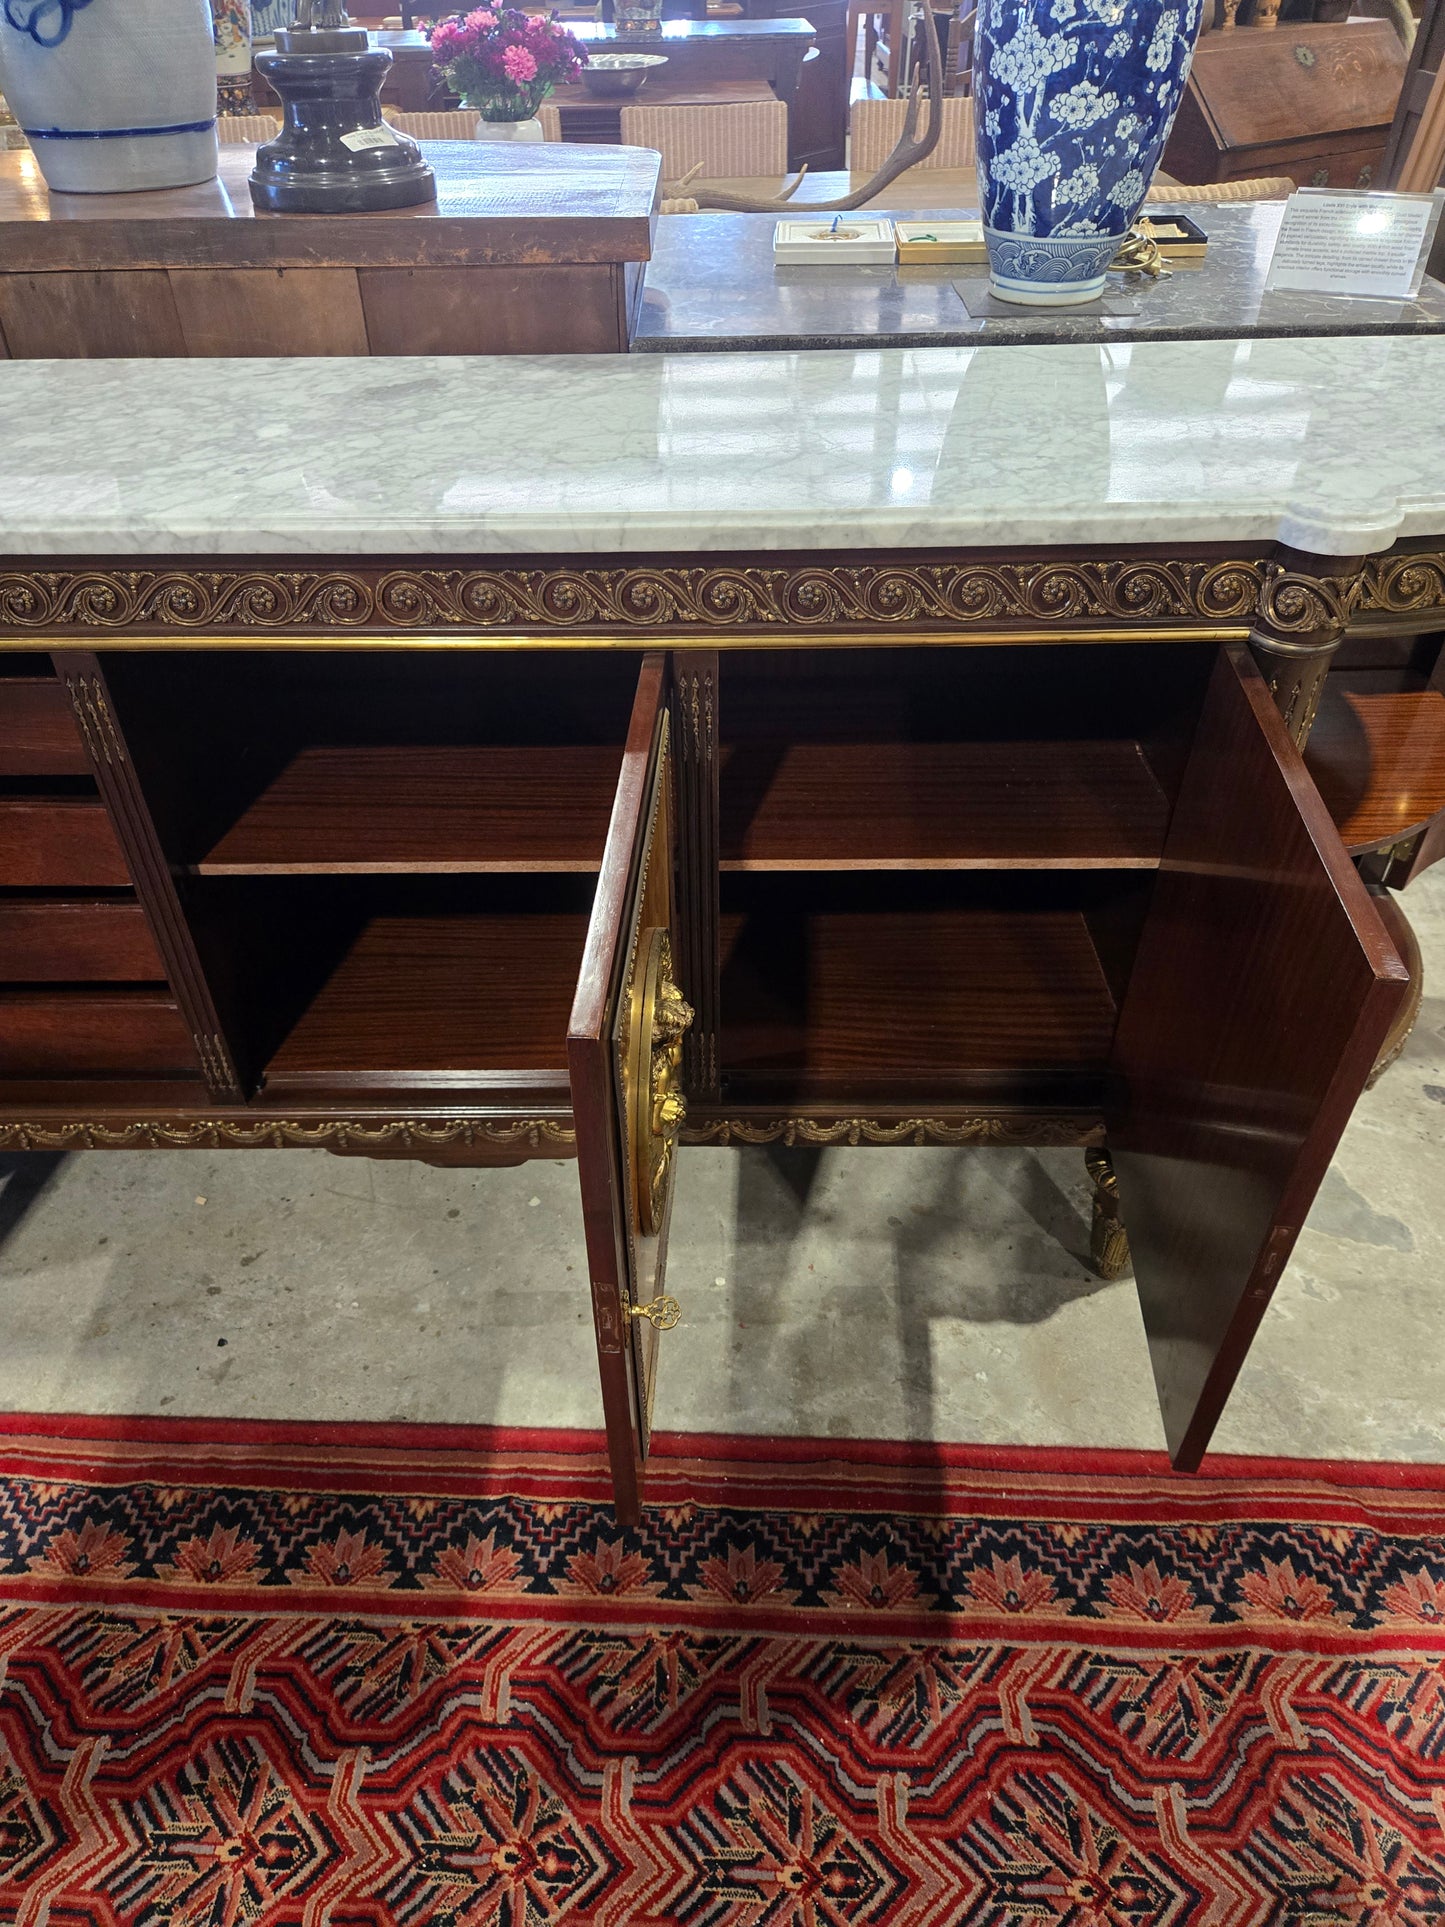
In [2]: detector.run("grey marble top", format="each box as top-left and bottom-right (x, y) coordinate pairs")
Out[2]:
(2, 335), (1445, 559)
(635, 203), (1445, 353)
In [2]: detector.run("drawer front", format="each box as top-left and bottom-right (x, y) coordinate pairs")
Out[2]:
(0, 800), (130, 888)
(0, 680), (90, 777)
(0, 991), (195, 1076)
(0, 900), (165, 982)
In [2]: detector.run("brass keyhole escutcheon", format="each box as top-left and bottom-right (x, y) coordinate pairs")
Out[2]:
(626, 928), (693, 1237)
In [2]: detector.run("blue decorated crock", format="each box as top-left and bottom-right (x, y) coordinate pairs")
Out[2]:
(0, 0), (218, 192)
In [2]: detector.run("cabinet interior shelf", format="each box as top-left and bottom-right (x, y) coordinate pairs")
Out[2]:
(718, 740), (1170, 870)
(718, 887), (1121, 1101)
(263, 911), (587, 1090)
(194, 745), (624, 876)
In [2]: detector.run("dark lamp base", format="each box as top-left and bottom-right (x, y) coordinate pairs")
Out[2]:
(249, 43), (436, 215)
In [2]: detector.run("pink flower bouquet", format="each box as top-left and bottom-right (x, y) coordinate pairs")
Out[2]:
(424, 8), (587, 120)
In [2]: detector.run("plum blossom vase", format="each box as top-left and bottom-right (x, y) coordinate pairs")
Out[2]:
(0, 0), (218, 192)
(974, 0), (1203, 306)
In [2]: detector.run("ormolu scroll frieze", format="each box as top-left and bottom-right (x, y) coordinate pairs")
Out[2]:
(0, 557), (1311, 634)
(0, 571), (376, 631)
(1255, 564), (1365, 636)
(0, 1119), (578, 1152)
(1358, 551), (1445, 616)
(9, 554), (1444, 643)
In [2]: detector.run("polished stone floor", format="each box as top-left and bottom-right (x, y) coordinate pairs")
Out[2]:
(0, 869), (1442, 1462)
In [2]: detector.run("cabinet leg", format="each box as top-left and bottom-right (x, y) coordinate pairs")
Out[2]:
(1366, 887), (1424, 1088)
(1086, 1147), (1133, 1281)
(1246, 549), (1362, 750)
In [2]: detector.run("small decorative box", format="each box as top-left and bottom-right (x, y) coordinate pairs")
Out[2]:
(1136, 213), (1208, 258)
(895, 220), (988, 264)
(773, 218), (897, 265)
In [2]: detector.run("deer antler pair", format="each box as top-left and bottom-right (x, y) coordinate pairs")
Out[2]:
(669, 0), (947, 214)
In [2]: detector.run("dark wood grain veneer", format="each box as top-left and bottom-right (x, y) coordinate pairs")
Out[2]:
(266, 913), (590, 1087)
(1304, 686), (1445, 854)
(0, 900), (165, 982)
(719, 740), (1170, 870)
(1109, 649), (1408, 1471)
(0, 989), (195, 1076)
(0, 799), (130, 888)
(196, 744), (624, 875)
(718, 894), (1119, 1079)
(0, 678), (90, 776)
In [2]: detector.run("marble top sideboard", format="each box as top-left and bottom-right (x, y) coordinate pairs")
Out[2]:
(2, 334), (1444, 559)
(635, 204), (1445, 353)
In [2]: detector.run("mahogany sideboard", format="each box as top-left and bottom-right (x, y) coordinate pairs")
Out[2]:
(3, 343), (1445, 1522)
(0, 143), (659, 360)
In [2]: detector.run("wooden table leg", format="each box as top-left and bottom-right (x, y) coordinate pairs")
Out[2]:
(1366, 885), (1424, 1086)
(1086, 1147), (1133, 1280)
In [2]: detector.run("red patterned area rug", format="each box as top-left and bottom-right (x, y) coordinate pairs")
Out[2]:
(0, 1417), (1443, 1925)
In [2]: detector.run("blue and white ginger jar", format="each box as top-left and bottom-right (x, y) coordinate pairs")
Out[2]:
(975, 0), (1203, 306)
(0, 0), (219, 193)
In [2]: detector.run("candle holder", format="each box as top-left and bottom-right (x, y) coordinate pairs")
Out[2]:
(250, 0), (435, 213)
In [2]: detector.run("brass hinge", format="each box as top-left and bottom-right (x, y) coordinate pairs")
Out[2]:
(625, 1294), (681, 1331)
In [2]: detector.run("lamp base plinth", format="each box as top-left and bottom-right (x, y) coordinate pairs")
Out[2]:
(250, 41), (436, 215)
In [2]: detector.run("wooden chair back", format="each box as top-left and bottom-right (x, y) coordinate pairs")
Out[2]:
(619, 99), (788, 176)
(849, 93), (974, 171)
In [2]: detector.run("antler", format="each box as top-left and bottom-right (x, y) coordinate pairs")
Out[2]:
(675, 0), (947, 214)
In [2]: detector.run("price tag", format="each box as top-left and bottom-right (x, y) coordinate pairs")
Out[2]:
(1264, 189), (1445, 300)
(339, 125), (400, 152)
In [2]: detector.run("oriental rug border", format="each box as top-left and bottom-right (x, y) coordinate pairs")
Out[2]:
(0, 1417), (1442, 1925)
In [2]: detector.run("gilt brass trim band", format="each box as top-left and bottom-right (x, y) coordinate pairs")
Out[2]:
(0, 557), (1329, 641)
(1, 553), (1442, 646)
(0, 1119), (578, 1152)
(0, 1113), (1104, 1151)
(682, 1116), (1106, 1147)
(0, 625), (1258, 652)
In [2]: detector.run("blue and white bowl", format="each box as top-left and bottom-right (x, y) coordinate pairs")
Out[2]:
(975, 0), (1203, 306)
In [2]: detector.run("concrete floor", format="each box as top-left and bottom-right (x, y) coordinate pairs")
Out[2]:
(1, 868), (1442, 1462)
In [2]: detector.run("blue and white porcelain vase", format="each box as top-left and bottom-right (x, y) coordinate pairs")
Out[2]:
(0, 0), (219, 193)
(975, 0), (1203, 306)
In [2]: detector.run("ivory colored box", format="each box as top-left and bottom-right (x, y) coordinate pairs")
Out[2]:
(773, 218), (897, 265)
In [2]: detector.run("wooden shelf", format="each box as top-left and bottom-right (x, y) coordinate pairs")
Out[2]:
(1304, 687), (1445, 854)
(196, 745), (624, 875)
(718, 740), (1170, 870)
(265, 913), (587, 1087)
(719, 900), (1118, 1083)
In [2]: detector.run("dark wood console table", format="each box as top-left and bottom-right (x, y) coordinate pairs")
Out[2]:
(4, 340), (1445, 1520)
(0, 144), (658, 359)
(5, 548), (1445, 1517)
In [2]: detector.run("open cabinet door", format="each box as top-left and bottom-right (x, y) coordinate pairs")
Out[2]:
(569, 654), (692, 1525)
(1109, 647), (1408, 1472)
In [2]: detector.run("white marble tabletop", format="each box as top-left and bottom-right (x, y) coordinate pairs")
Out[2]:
(1, 335), (1442, 559)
